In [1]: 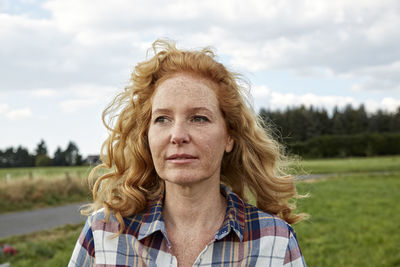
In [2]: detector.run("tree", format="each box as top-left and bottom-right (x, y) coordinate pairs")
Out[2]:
(331, 106), (345, 135)
(0, 147), (15, 167)
(35, 139), (48, 157)
(64, 141), (83, 166)
(0, 146), (36, 167)
(340, 104), (368, 134)
(53, 147), (66, 166)
(15, 146), (35, 167)
(391, 107), (400, 132)
(34, 139), (51, 166)
(369, 110), (391, 133)
(0, 140), (86, 168)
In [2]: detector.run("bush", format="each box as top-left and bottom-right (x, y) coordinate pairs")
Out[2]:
(35, 155), (53, 167)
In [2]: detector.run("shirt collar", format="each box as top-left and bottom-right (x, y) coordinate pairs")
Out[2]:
(216, 184), (245, 242)
(137, 184), (245, 243)
(137, 195), (170, 243)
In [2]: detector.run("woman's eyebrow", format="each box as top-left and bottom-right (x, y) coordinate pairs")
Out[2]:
(189, 107), (214, 114)
(151, 108), (171, 115)
(153, 107), (214, 114)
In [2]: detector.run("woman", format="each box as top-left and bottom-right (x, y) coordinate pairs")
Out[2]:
(69, 39), (307, 267)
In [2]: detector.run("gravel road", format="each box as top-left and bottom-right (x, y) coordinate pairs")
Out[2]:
(0, 203), (87, 239)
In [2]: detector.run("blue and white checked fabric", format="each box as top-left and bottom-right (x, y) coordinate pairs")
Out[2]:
(69, 186), (306, 266)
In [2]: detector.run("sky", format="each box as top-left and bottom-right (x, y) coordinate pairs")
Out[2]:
(1, 0), (400, 157)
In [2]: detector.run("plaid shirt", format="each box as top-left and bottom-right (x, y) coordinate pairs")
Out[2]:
(69, 186), (306, 266)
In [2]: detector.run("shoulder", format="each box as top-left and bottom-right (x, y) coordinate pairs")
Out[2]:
(222, 185), (296, 241)
(242, 204), (305, 265)
(87, 208), (145, 237)
(243, 203), (296, 241)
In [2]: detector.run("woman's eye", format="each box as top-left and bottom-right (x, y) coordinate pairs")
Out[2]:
(154, 116), (169, 123)
(192, 115), (209, 123)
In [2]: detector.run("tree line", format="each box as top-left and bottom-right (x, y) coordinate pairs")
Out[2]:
(1, 104), (399, 166)
(260, 104), (400, 158)
(0, 140), (83, 168)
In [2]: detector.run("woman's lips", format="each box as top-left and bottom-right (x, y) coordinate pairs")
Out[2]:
(166, 154), (198, 164)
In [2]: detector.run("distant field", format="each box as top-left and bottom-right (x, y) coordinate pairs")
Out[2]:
(0, 176), (91, 213)
(0, 165), (108, 213)
(0, 166), (93, 181)
(290, 155), (400, 174)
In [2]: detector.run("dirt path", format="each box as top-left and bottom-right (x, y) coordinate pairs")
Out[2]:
(0, 203), (87, 239)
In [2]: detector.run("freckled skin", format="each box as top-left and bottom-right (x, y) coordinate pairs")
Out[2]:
(148, 73), (234, 187)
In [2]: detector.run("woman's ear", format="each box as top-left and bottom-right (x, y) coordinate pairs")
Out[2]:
(225, 136), (234, 153)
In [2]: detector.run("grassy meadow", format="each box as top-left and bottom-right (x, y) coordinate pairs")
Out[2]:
(0, 176), (91, 213)
(0, 166), (105, 213)
(292, 155), (400, 174)
(0, 224), (84, 267)
(295, 172), (400, 266)
(0, 166), (93, 181)
(0, 156), (399, 266)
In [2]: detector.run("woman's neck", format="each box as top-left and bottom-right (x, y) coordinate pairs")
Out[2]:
(163, 181), (227, 232)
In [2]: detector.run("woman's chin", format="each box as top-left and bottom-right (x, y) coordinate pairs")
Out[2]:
(159, 169), (220, 188)
(161, 173), (209, 187)
(164, 176), (203, 187)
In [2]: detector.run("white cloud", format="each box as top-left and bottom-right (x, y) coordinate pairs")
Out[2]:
(381, 97), (400, 113)
(267, 92), (356, 110)
(60, 98), (96, 113)
(350, 60), (400, 92)
(1, 0), (399, 95)
(69, 84), (116, 98)
(0, 11), (143, 92)
(59, 83), (117, 113)
(252, 85), (357, 111)
(0, 104), (33, 120)
(31, 88), (57, 97)
(251, 85), (272, 97)
(252, 89), (398, 114)
(0, 103), (8, 114)
(4, 108), (32, 120)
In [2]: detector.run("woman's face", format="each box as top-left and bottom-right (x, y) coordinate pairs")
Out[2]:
(148, 73), (233, 187)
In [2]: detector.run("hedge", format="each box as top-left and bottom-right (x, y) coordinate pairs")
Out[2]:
(287, 132), (400, 158)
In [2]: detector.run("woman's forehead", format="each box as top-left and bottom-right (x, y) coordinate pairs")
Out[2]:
(152, 73), (220, 111)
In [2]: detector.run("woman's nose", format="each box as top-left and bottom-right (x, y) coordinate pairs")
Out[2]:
(170, 122), (190, 145)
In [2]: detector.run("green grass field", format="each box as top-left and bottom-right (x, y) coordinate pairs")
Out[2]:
(295, 172), (400, 266)
(0, 166), (93, 181)
(0, 156), (399, 266)
(291, 155), (400, 174)
(0, 224), (83, 267)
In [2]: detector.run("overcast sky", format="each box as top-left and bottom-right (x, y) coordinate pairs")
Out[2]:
(1, 0), (399, 157)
